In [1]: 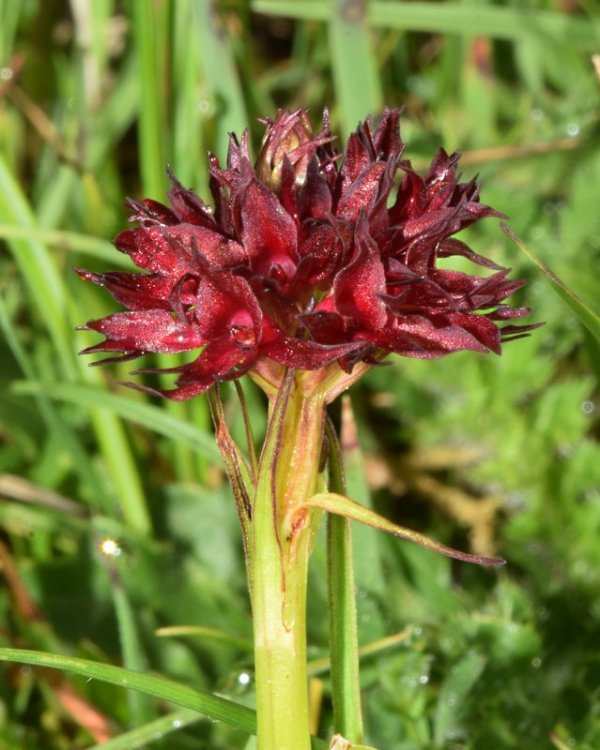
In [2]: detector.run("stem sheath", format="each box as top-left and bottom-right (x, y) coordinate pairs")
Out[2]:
(251, 382), (326, 750)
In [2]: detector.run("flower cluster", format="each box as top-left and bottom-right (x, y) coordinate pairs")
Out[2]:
(79, 109), (533, 399)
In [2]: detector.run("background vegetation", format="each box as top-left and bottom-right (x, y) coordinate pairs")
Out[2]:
(1, 1), (599, 748)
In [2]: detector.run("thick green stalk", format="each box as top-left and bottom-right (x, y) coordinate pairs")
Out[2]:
(251, 379), (326, 750)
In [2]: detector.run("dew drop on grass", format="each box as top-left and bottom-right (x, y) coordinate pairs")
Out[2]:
(581, 400), (595, 415)
(99, 538), (122, 557)
(566, 123), (580, 137)
(238, 671), (251, 686)
(172, 719), (183, 729)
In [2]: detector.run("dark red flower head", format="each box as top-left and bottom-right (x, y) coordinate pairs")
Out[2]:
(78, 108), (536, 399)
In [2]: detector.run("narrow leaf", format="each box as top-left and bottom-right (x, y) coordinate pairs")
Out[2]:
(111, 575), (155, 724)
(252, 2), (600, 51)
(0, 225), (134, 267)
(329, 0), (382, 136)
(302, 493), (505, 566)
(325, 417), (364, 744)
(0, 648), (255, 732)
(341, 396), (384, 594)
(10, 381), (222, 462)
(0, 649), (330, 748)
(155, 625), (252, 651)
(86, 708), (201, 750)
(502, 223), (600, 342)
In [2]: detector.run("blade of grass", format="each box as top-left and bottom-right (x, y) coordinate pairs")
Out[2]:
(0, 156), (150, 533)
(155, 625), (253, 651)
(86, 707), (201, 750)
(131, 0), (169, 199)
(0, 298), (114, 517)
(341, 396), (384, 596)
(35, 51), (139, 229)
(0, 157), (76, 374)
(111, 570), (156, 725)
(11, 381), (222, 463)
(329, 0), (382, 136)
(0, 647), (255, 732)
(172, 0), (206, 191)
(192, 0), (247, 157)
(502, 223), (600, 342)
(307, 627), (413, 677)
(0, 649), (330, 749)
(325, 417), (364, 744)
(253, 2), (600, 50)
(0, 224), (134, 267)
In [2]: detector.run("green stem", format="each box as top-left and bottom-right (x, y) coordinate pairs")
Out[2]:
(251, 377), (326, 750)
(326, 419), (364, 744)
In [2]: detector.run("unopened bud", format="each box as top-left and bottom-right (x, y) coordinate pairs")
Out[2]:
(256, 109), (313, 191)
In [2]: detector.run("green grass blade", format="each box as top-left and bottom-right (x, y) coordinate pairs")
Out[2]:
(172, 0), (206, 190)
(0, 156), (76, 375)
(252, 1), (600, 49)
(155, 625), (253, 652)
(0, 649), (330, 748)
(368, 2), (600, 48)
(0, 647), (255, 733)
(329, 0), (382, 135)
(112, 578), (156, 724)
(0, 299), (114, 517)
(86, 708), (201, 750)
(502, 224), (600, 342)
(341, 397), (384, 596)
(11, 381), (222, 463)
(0, 156), (151, 534)
(192, 0), (248, 156)
(0, 224), (133, 267)
(131, 0), (168, 199)
(325, 419), (364, 744)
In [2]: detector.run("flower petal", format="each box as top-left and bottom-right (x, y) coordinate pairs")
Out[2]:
(234, 177), (298, 280)
(372, 312), (501, 356)
(194, 271), (262, 344)
(115, 224), (245, 274)
(83, 310), (206, 353)
(76, 269), (173, 310)
(262, 329), (363, 369)
(333, 216), (387, 329)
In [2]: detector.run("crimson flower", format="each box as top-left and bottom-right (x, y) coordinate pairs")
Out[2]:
(78, 109), (535, 399)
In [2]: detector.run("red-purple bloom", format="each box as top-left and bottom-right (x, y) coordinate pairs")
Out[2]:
(78, 109), (535, 399)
